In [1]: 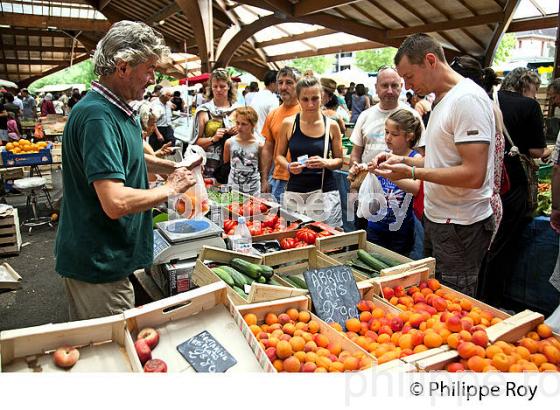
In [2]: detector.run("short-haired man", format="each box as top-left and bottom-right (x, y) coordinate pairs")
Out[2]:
(21, 89), (36, 120)
(149, 87), (175, 151)
(249, 70), (279, 142)
(55, 21), (197, 320)
(373, 33), (495, 297)
(260, 67), (301, 200)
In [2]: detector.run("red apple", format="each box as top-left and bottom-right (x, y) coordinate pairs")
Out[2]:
(53, 346), (80, 369)
(143, 358), (167, 372)
(137, 327), (159, 349)
(382, 287), (394, 299)
(134, 338), (152, 365)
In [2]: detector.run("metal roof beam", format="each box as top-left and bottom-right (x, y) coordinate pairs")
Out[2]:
(293, 0), (360, 17)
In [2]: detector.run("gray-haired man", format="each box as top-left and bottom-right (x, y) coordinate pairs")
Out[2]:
(55, 21), (197, 320)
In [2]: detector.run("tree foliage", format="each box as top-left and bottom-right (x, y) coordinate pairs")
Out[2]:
(355, 48), (397, 72)
(29, 59), (98, 93)
(289, 55), (335, 75)
(493, 33), (516, 64)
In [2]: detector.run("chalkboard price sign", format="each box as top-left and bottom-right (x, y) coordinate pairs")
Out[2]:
(177, 330), (237, 373)
(303, 266), (360, 330)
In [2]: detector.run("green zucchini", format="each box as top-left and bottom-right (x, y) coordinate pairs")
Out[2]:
(369, 252), (403, 268)
(241, 273), (256, 285)
(231, 258), (261, 279)
(257, 264), (274, 279)
(211, 267), (234, 286)
(267, 277), (283, 286)
(357, 249), (390, 271)
(232, 285), (247, 298)
(286, 275), (308, 289)
(218, 265), (247, 287)
(257, 276), (267, 284)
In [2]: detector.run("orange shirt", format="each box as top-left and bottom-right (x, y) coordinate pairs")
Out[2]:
(261, 103), (300, 181)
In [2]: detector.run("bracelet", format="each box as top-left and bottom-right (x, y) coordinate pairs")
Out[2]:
(411, 165), (416, 180)
(287, 162), (291, 174)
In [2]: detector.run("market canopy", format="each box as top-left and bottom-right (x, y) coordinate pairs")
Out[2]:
(0, 0), (557, 87)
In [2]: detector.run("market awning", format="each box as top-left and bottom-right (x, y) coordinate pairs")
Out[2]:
(179, 73), (241, 86)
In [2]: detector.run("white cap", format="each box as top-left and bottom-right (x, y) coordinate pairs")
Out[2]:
(237, 216), (245, 224)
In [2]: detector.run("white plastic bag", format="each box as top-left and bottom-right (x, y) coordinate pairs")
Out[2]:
(356, 172), (384, 221)
(168, 145), (209, 220)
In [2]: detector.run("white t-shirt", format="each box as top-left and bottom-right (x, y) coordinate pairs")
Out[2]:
(422, 78), (495, 225)
(350, 102), (422, 164)
(251, 89), (279, 141)
(151, 99), (172, 127)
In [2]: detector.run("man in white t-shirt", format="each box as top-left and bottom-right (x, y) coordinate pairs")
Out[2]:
(372, 34), (495, 297)
(149, 87), (175, 151)
(250, 70), (279, 142)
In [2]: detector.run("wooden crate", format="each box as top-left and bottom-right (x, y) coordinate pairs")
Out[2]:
(233, 296), (375, 372)
(0, 167), (25, 181)
(260, 245), (364, 286)
(0, 314), (134, 372)
(124, 281), (263, 373)
(370, 266), (510, 321)
(315, 230), (415, 281)
(192, 246), (301, 305)
(0, 263), (22, 290)
(0, 209), (21, 256)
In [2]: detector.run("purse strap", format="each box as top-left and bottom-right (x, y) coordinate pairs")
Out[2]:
(492, 87), (520, 157)
(320, 116), (332, 191)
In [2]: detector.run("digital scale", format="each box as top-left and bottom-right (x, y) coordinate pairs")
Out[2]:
(149, 217), (226, 297)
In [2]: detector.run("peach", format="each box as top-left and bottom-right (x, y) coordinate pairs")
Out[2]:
(412, 293), (426, 304)
(264, 312), (278, 325)
(265, 346), (277, 362)
(282, 323), (296, 335)
(278, 313), (291, 325)
(273, 359), (284, 372)
(346, 318), (362, 333)
(471, 330), (489, 347)
(394, 286), (406, 298)
(307, 320), (320, 334)
(290, 336), (305, 352)
(446, 316), (462, 333)
(457, 341), (478, 359)
(537, 324), (553, 339)
(286, 308), (299, 321)
(427, 278), (441, 291)
(447, 362), (465, 372)
(424, 332), (443, 348)
(243, 313), (258, 326)
(431, 297), (447, 312)
(302, 362), (317, 372)
(283, 356), (301, 372)
(460, 318), (473, 332)
(276, 340), (293, 359)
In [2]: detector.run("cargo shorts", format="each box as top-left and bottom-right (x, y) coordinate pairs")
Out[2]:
(424, 215), (494, 297)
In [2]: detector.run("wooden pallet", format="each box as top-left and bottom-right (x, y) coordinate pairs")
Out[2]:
(0, 209), (22, 256)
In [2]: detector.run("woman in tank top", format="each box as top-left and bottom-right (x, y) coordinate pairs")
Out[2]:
(276, 76), (344, 227)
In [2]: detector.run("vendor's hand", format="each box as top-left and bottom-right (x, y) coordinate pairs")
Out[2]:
(166, 167), (196, 194)
(369, 151), (395, 170)
(213, 128), (226, 141)
(155, 142), (173, 158)
(288, 162), (305, 175)
(551, 209), (560, 234)
(306, 156), (327, 169)
(374, 162), (412, 181)
(227, 125), (238, 136)
(261, 179), (270, 193)
(349, 162), (360, 177)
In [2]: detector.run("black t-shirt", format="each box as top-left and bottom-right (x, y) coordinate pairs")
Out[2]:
(0, 103), (7, 129)
(171, 97), (184, 111)
(497, 90), (546, 188)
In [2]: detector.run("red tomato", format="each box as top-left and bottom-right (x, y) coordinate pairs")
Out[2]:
(280, 238), (297, 250)
(263, 214), (278, 228)
(294, 241), (308, 248)
(249, 226), (263, 236)
(317, 230), (332, 237)
(224, 219), (237, 232)
(296, 229), (317, 245)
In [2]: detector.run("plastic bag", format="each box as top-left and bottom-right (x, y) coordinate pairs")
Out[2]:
(545, 303), (560, 334)
(171, 115), (193, 144)
(168, 145), (209, 220)
(356, 172), (384, 221)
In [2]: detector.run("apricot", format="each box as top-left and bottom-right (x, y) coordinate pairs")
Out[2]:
(526, 331), (540, 341)
(286, 308), (299, 321)
(427, 278), (441, 291)
(539, 363), (558, 372)
(485, 345), (503, 359)
(316, 347), (330, 357)
(458, 330), (472, 343)
(329, 322), (343, 332)
(413, 344), (429, 354)
(276, 340), (293, 359)
(536, 324), (553, 339)
(329, 361), (345, 372)
(518, 338), (539, 354)
(294, 322), (308, 331)
(273, 359), (284, 372)
(249, 324), (261, 336)
(290, 336), (306, 352)
(446, 316), (462, 333)
(447, 362), (465, 372)
(483, 365), (498, 372)
(492, 353), (513, 372)
(378, 350), (399, 364)
(495, 340), (515, 355)
(346, 318), (362, 333)
(359, 356), (373, 369)
(424, 332), (443, 348)
(377, 333), (391, 344)
(316, 356), (332, 369)
(314, 367), (327, 373)
(515, 346), (531, 360)
(298, 310), (311, 323)
(542, 345), (560, 364)
(459, 298), (473, 312)
(327, 342), (342, 356)
(308, 320), (320, 334)
(302, 362), (317, 372)
(447, 333), (461, 349)
(530, 353), (548, 367)
(359, 311), (372, 323)
(244, 313), (258, 326)
(283, 356), (301, 372)
(457, 341), (477, 359)
(467, 356), (487, 372)
(283, 323), (296, 335)
(398, 334), (413, 350)
(264, 312), (278, 325)
(314, 334), (329, 348)
(471, 330), (489, 347)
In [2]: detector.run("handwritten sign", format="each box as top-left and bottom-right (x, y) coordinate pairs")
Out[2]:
(176, 330), (237, 373)
(303, 266), (360, 331)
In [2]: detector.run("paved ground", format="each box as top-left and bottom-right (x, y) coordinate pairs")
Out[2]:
(0, 200), (67, 331)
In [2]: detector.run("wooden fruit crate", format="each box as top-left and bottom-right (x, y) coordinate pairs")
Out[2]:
(233, 295), (375, 372)
(370, 266), (510, 321)
(261, 246), (364, 286)
(124, 281), (263, 373)
(315, 230), (416, 281)
(192, 246), (303, 305)
(0, 314), (134, 372)
(0, 208), (22, 256)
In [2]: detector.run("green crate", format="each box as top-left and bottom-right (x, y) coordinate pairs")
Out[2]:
(538, 164), (552, 180)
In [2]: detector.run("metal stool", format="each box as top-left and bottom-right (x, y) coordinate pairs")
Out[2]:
(13, 177), (54, 233)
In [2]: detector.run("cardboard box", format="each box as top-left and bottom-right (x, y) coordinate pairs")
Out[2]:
(124, 282), (263, 373)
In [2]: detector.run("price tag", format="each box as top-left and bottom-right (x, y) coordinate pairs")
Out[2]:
(176, 330), (237, 373)
(303, 266), (360, 331)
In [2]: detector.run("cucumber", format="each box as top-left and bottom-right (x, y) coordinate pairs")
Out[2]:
(231, 258), (261, 279)
(211, 267), (234, 286)
(268, 277), (283, 286)
(257, 264), (274, 279)
(257, 276), (267, 284)
(219, 265), (247, 287)
(369, 252), (403, 268)
(232, 286), (247, 298)
(347, 259), (379, 274)
(286, 275), (308, 289)
(357, 249), (390, 271)
(241, 273), (256, 285)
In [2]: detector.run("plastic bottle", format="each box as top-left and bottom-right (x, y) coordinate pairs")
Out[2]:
(232, 216), (252, 254)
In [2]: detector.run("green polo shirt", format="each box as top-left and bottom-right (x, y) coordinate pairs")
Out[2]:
(55, 91), (153, 283)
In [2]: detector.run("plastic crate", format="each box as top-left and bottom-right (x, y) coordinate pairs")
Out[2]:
(0, 144), (52, 167)
(538, 164), (552, 180)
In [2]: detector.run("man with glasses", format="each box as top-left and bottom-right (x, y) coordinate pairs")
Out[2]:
(372, 33), (495, 297)
(349, 65), (422, 228)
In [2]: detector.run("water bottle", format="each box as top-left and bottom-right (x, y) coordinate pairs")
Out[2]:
(232, 216), (252, 254)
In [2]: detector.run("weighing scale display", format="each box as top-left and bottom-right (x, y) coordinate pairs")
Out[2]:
(153, 229), (171, 260)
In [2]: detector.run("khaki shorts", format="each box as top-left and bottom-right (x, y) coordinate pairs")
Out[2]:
(63, 276), (135, 321)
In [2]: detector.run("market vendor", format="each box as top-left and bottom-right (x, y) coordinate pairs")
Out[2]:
(55, 21), (197, 321)
(372, 33), (495, 297)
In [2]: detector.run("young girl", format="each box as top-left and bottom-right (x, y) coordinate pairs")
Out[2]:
(367, 109), (423, 255)
(7, 112), (20, 141)
(223, 107), (262, 195)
